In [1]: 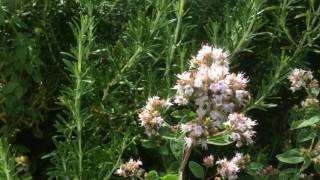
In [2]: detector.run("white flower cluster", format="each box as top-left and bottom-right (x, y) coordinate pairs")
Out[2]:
(216, 153), (248, 180)
(225, 113), (257, 147)
(139, 45), (257, 149)
(174, 45), (254, 147)
(288, 68), (319, 92)
(115, 158), (143, 178)
(180, 123), (208, 148)
(174, 45), (250, 123)
(138, 96), (168, 136)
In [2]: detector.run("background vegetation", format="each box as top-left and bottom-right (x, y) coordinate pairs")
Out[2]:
(0, 0), (320, 179)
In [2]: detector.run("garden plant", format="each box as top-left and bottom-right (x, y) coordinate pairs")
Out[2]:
(1, 0), (320, 179)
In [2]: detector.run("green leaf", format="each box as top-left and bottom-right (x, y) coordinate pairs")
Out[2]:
(161, 174), (178, 180)
(247, 162), (264, 171)
(300, 157), (312, 172)
(159, 127), (176, 140)
(278, 168), (299, 180)
(141, 139), (158, 149)
(310, 88), (320, 97)
(3, 81), (19, 94)
(188, 161), (204, 179)
(145, 170), (160, 180)
(170, 139), (184, 161)
(291, 116), (320, 129)
(276, 149), (304, 164)
(297, 129), (316, 142)
(207, 133), (233, 146)
(171, 109), (197, 122)
(246, 162), (264, 178)
(159, 145), (169, 155)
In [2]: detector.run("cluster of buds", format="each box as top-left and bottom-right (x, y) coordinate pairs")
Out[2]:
(138, 96), (168, 136)
(115, 158), (143, 178)
(224, 113), (257, 147)
(203, 155), (214, 168)
(288, 68), (319, 92)
(15, 155), (29, 166)
(311, 142), (320, 164)
(301, 97), (319, 108)
(257, 165), (279, 176)
(180, 122), (208, 148)
(216, 153), (250, 180)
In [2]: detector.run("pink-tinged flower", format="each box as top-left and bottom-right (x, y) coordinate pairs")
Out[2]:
(174, 72), (194, 97)
(226, 73), (248, 90)
(235, 90), (247, 100)
(211, 48), (229, 66)
(231, 153), (244, 165)
(177, 72), (192, 81)
(194, 66), (209, 88)
(208, 65), (229, 81)
(225, 113), (257, 147)
(209, 81), (229, 93)
(193, 45), (229, 67)
(203, 155), (214, 167)
(196, 45), (213, 63)
(174, 95), (189, 105)
(216, 153), (249, 180)
(288, 68), (317, 92)
(145, 96), (167, 111)
(115, 158), (143, 177)
(180, 123), (204, 137)
(184, 137), (193, 148)
(196, 107), (207, 119)
(216, 158), (240, 180)
(139, 96), (168, 136)
(180, 123), (208, 148)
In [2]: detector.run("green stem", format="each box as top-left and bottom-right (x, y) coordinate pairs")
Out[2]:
(165, 0), (184, 95)
(230, 3), (259, 59)
(102, 46), (142, 100)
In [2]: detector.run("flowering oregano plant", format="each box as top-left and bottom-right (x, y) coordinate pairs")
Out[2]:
(273, 68), (320, 179)
(117, 45), (258, 179)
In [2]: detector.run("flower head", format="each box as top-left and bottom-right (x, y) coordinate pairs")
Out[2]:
(143, 45), (255, 149)
(288, 68), (318, 92)
(138, 96), (168, 136)
(203, 155), (214, 168)
(180, 123), (208, 148)
(301, 97), (319, 108)
(225, 113), (257, 147)
(115, 158), (143, 178)
(216, 158), (240, 180)
(174, 45), (250, 123)
(216, 153), (249, 180)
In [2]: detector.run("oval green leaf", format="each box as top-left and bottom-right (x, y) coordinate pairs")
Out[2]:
(276, 149), (304, 164)
(159, 127), (176, 140)
(291, 116), (320, 129)
(207, 133), (233, 146)
(297, 129), (316, 143)
(161, 174), (178, 180)
(188, 161), (204, 179)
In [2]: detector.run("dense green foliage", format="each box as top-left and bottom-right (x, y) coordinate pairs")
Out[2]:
(0, 0), (320, 179)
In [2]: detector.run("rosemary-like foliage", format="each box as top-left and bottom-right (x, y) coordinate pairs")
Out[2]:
(0, 138), (16, 180)
(47, 3), (95, 179)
